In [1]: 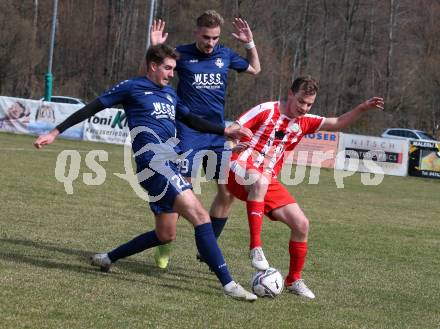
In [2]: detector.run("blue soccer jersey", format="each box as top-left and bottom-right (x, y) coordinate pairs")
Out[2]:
(98, 77), (192, 214)
(98, 77), (190, 169)
(175, 43), (249, 151)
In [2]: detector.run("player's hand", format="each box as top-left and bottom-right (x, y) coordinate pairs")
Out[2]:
(360, 97), (384, 112)
(33, 129), (59, 149)
(150, 19), (168, 46)
(231, 142), (250, 153)
(231, 18), (253, 44)
(224, 125), (253, 140)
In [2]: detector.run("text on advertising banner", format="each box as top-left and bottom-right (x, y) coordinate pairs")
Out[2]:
(335, 133), (409, 176)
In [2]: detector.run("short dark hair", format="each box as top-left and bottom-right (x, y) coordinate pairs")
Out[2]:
(146, 44), (179, 67)
(290, 76), (319, 95)
(196, 10), (224, 28)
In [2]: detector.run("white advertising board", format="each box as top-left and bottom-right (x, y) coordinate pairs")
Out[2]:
(82, 108), (130, 145)
(0, 96), (83, 139)
(335, 133), (409, 176)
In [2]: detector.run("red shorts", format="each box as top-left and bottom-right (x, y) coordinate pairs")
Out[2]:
(227, 169), (296, 220)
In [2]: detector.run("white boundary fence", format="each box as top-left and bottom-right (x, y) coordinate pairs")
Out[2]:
(2, 95), (431, 178)
(0, 96), (127, 144)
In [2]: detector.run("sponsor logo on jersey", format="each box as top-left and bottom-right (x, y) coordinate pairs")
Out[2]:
(152, 102), (175, 120)
(144, 91), (153, 95)
(289, 122), (301, 133)
(191, 73), (223, 89)
(215, 58), (224, 68)
(189, 59), (198, 63)
(275, 131), (286, 140)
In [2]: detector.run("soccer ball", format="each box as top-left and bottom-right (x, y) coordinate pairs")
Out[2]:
(251, 267), (284, 297)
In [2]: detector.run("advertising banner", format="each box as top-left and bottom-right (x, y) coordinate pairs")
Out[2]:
(335, 133), (409, 176)
(0, 96), (84, 139)
(408, 140), (440, 179)
(82, 108), (130, 145)
(285, 131), (339, 168)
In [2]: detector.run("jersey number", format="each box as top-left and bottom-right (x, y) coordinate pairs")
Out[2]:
(170, 174), (190, 190)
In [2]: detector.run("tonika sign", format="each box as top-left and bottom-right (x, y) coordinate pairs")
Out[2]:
(83, 108), (130, 145)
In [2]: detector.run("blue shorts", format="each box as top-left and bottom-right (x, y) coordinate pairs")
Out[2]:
(178, 146), (231, 180)
(138, 161), (192, 215)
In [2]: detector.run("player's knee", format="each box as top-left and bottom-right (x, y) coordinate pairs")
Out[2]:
(296, 217), (309, 235)
(189, 216), (210, 227)
(249, 180), (268, 199)
(287, 216), (309, 235)
(196, 216), (210, 226)
(186, 205), (210, 226)
(218, 183), (232, 196)
(156, 231), (176, 243)
(257, 180), (269, 192)
(217, 187), (234, 205)
(218, 186), (231, 198)
(194, 208), (210, 225)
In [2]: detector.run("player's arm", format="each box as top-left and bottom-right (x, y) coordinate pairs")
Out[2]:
(150, 19), (168, 46)
(33, 99), (106, 149)
(179, 112), (252, 140)
(232, 18), (261, 75)
(320, 97), (384, 131)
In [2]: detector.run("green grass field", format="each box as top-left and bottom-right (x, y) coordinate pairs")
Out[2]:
(1, 132), (439, 329)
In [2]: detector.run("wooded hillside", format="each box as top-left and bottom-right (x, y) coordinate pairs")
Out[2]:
(1, 0), (439, 137)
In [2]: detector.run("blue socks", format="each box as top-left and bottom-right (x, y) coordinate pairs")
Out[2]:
(105, 223), (234, 288)
(108, 230), (163, 262)
(210, 217), (228, 239)
(194, 223), (233, 286)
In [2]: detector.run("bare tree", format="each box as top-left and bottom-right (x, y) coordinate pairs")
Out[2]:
(1, 0), (439, 136)
(385, 0), (398, 105)
(27, 0), (39, 97)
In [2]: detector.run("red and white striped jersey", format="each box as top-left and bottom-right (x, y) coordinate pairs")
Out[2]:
(231, 101), (325, 176)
